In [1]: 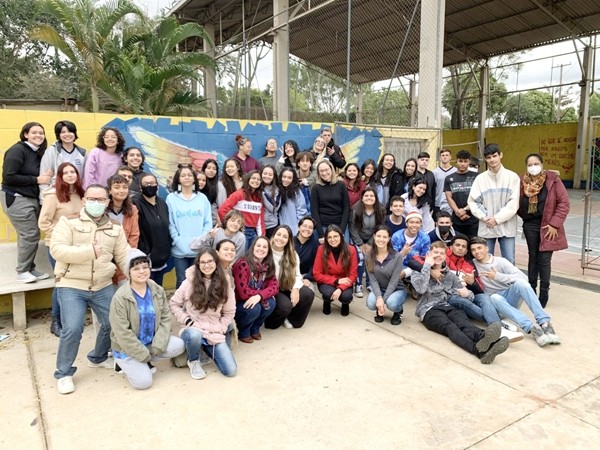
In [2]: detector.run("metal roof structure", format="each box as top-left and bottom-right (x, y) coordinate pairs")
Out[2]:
(169, 0), (600, 84)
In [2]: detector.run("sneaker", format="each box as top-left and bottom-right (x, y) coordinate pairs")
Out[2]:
(341, 303), (350, 316)
(200, 351), (211, 366)
(283, 319), (293, 329)
(30, 270), (49, 280)
(479, 337), (509, 364)
(476, 322), (502, 353)
(374, 313), (384, 323)
(354, 284), (364, 298)
(88, 357), (114, 369)
(529, 323), (551, 347)
(367, 285), (372, 293)
(500, 327), (524, 343)
(114, 360), (123, 373)
(147, 362), (157, 374)
(187, 360), (206, 380)
(501, 319), (518, 332)
(390, 312), (402, 326)
(17, 271), (37, 283)
(541, 322), (561, 345)
(57, 376), (75, 394)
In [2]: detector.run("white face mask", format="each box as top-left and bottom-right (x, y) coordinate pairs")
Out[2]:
(527, 165), (542, 176)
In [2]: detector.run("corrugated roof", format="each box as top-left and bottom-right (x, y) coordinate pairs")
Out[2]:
(170, 0), (600, 83)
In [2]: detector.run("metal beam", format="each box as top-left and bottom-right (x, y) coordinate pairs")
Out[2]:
(477, 65), (489, 156)
(574, 45), (594, 189)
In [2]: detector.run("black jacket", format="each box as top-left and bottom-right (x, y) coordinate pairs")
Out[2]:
(2, 141), (43, 198)
(133, 195), (172, 268)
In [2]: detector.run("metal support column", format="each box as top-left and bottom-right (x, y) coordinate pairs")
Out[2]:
(203, 22), (218, 118)
(417, 0), (445, 128)
(408, 79), (416, 127)
(273, 0), (289, 121)
(477, 65), (489, 156)
(356, 84), (363, 124)
(574, 45), (594, 189)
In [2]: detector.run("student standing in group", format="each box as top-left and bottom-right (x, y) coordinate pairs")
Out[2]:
(39, 120), (86, 200)
(110, 250), (185, 389)
(232, 237), (279, 343)
(444, 150), (479, 238)
(468, 143), (520, 265)
(313, 225), (358, 316)
(361, 159), (378, 188)
(38, 162), (85, 336)
(266, 225), (315, 330)
(402, 177), (435, 233)
(386, 195), (406, 235)
(83, 127), (126, 188)
(276, 139), (300, 173)
(394, 158), (417, 197)
(190, 210), (246, 262)
(50, 184), (130, 394)
(365, 225), (407, 325)
(414, 152), (436, 213)
(233, 134), (260, 173)
(121, 146), (146, 196)
(278, 167), (308, 235)
(167, 164), (212, 288)
(433, 148), (456, 215)
(218, 170), (265, 250)
(260, 137), (280, 168)
(1, 122), (51, 283)
(342, 163), (365, 208)
(320, 127), (346, 170)
(217, 157), (244, 206)
(518, 153), (570, 307)
(133, 174), (172, 286)
(260, 165), (280, 238)
(170, 248), (237, 379)
(310, 160), (350, 240)
(373, 153), (402, 209)
(295, 151), (316, 214)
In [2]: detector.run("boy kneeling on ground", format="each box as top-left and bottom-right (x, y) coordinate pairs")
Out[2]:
(411, 241), (510, 364)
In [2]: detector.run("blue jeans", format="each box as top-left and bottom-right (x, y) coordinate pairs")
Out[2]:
(489, 279), (550, 332)
(486, 236), (516, 265)
(448, 293), (500, 324)
(47, 249), (58, 319)
(235, 297), (276, 338)
(181, 328), (237, 377)
(366, 290), (407, 313)
(54, 285), (115, 379)
(244, 227), (258, 251)
(173, 256), (196, 289)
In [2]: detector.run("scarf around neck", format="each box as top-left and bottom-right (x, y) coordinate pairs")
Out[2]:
(523, 171), (547, 214)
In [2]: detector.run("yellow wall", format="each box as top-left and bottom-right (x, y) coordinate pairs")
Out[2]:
(442, 122), (579, 182)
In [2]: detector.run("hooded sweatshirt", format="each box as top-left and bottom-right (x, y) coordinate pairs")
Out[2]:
(166, 191), (212, 258)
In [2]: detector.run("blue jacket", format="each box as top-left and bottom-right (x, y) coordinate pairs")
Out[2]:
(166, 191), (212, 258)
(278, 190), (307, 235)
(391, 229), (431, 266)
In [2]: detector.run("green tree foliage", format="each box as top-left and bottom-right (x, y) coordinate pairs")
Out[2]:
(588, 92), (600, 118)
(100, 16), (215, 115)
(31, 0), (145, 112)
(360, 86), (410, 126)
(504, 90), (577, 125)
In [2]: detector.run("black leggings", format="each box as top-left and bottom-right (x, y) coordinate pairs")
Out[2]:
(318, 284), (353, 304)
(264, 286), (315, 329)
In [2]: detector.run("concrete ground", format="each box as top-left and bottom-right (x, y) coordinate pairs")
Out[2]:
(1, 274), (599, 450)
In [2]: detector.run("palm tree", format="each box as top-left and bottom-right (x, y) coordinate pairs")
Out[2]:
(99, 16), (216, 115)
(30, 0), (144, 112)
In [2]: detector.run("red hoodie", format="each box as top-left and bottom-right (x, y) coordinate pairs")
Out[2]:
(445, 247), (484, 294)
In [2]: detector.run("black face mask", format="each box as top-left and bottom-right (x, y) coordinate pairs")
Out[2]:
(141, 185), (158, 198)
(438, 225), (451, 235)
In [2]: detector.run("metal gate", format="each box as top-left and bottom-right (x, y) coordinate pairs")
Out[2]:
(582, 116), (600, 271)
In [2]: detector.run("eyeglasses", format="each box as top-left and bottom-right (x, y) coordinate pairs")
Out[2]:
(198, 259), (215, 266)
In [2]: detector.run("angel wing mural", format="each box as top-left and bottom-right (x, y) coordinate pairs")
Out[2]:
(128, 125), (226, 188)
(340, 134), (365, 165)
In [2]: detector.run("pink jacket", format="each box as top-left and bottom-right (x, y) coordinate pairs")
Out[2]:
(519, 170), (570, 252)
(170, 267), (235, 345)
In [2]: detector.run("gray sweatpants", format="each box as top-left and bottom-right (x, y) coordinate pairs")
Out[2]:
(115, 336), (185, 390)
(0, 192), (41, 273)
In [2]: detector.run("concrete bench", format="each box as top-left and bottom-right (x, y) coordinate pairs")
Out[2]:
(0, 242), (55, 330)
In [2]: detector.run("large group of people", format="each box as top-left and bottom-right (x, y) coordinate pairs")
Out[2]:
(0, 121), (570, 393)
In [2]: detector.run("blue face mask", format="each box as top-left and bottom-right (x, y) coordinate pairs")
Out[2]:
(85, 200), (107, 217)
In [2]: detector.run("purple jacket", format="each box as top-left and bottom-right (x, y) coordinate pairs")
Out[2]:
(233, 153), (260, 174)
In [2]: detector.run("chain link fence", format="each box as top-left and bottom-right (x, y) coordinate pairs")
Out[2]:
(582, 116), (600, 271)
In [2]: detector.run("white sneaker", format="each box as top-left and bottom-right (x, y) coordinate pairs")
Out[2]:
(501, 319), (518, 332)
(88, 357), (114, 369)
(30, 270), (49, 280)
(354, 285), (364, 298)
(187, 360), (206, 380)
(283, 319), (293, 329)
(57, 376), (75, 394)
(17, 272), (37, 283)
(500, 327), (524, 343)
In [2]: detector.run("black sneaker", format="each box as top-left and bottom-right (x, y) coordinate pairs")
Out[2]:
(391, 312), (402, 326)
(323, 301), (331, 315)
(475, 322), (502, 353)
(374, 313), (384, 323)
(341, 303), (350, 316)
(479, 337), (509, 364)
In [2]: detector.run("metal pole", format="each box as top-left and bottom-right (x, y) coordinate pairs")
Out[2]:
(345, 0), (352, 122)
